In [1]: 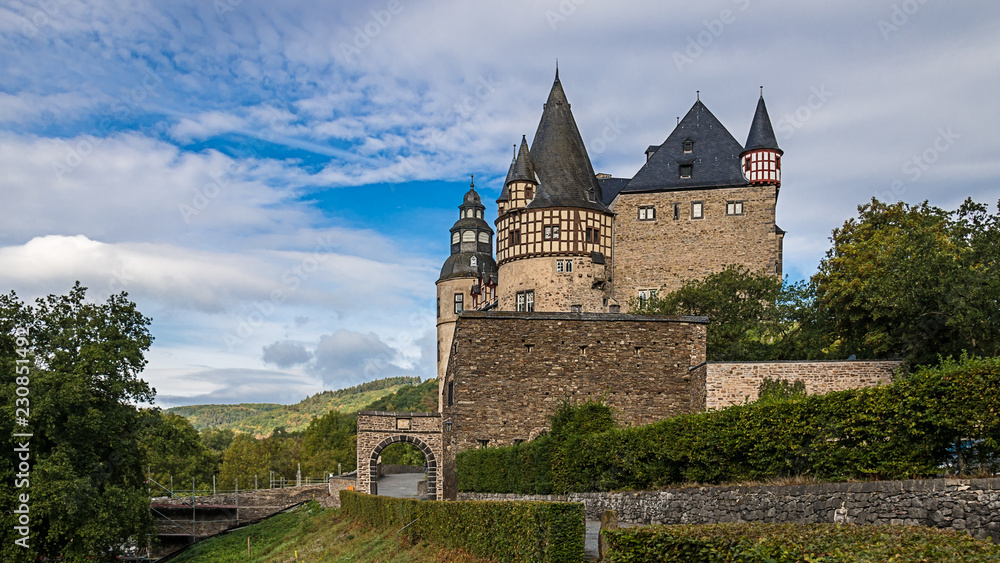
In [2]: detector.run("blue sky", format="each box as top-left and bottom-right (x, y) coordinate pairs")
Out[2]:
(2, 0), (998, 406)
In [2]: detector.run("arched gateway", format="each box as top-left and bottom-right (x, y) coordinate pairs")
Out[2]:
(356, 410), (443, 500)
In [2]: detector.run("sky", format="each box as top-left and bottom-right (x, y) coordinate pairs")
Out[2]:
(2, 0), (998, 407)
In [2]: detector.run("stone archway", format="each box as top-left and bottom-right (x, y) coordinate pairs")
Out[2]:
(356, 411), (443, 500)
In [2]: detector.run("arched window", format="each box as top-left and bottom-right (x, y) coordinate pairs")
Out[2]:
(470, 256), (478, 267)
(452, 232), (460, 244)
(478, 232), (489, 244)
(462, 231), (475, 242)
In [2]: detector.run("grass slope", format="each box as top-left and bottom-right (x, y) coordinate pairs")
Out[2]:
(167, 376), (423, 435)
(168, 502), (488, 563)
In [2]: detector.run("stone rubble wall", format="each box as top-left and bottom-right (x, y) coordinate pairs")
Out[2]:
(460, 478), (1000, 543)
(705, 360), (901, 410)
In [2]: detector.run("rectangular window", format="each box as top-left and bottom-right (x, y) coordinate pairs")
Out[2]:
(517, 290), (535, 312)
(679, 164), (693, 178)
(544, 225), (560, 240)
(556, 259), (573, 273)
(637, 288), (659, 306)
(691, 201), (704, 219)
(477, 439), (489, 449)
(510, 229), (521, 247)
(585, 227), (597, 243)
(454, 293), (463, 313)
(524, 186), (534, 200)
(727, 201), (744, 215)
(673, 203), (680, 220)
(638, 206), (656, 221)
(447, 381), (454, 406)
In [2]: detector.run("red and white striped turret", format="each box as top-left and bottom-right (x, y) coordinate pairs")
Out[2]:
(740, 91), (782, 187)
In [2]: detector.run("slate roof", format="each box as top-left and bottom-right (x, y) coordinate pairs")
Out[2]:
(509, 135), (536, 184)
(498, 156), (515, 202)
(622, 100), (748, 193)
(744, 95), (781, 152)
(597, 177), (630, 206)
(524, 73), (607, 212)
(439, 251), (498, 281)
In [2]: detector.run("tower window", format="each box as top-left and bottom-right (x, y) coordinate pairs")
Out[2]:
(679, 164), (693, 179)
(544, 225), (560, 240)
(683, 139), (694, 153)
(556, 259), (573, 273)
(477, 210), (483, 219)
(478, 231), (490, 244)
(516, 290), (534, 312)
(462, 230), (475, 242)
(510, 229), (521, 246)
(524, 186), (534, 200)
(638, 206), (656, 221)
(452, 232), (460, 244)
(454, 293), (463, 313)
(726, 201), (744, 216)
(470, 255), (478, 268)
(691, 201), (704, 219)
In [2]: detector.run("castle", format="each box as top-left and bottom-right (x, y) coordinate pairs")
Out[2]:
(356, 71), (898, 501)
(437, 70), (784, 398)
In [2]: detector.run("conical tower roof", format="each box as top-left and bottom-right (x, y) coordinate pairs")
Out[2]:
(744, 95), (781, 152)
(525, 72), (606, 211)
(509, 135), (536, 184)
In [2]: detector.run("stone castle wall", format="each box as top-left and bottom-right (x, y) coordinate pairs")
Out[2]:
(705, 360), (901, 410)
(460, 478), (1000, 543)
(441, 312), (708, 455)
(497, 254), (610, 313)
(611, 184), (782, 305)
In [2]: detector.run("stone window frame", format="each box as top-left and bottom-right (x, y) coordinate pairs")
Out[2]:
(556, 258), (573, 273)
(691, 201), (704, 220)
(454, 293), (464, 313)
(637, 205), (656, 221)
(516, 290), (535, 312)
(726, 201), (745, 216)
(637, 288), (659, 306)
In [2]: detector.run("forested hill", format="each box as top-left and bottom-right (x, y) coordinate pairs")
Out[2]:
(167, 376), (423, 435)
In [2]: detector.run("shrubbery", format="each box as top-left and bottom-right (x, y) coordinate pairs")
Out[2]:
(339, 490), (584, 563)
(458, 356), (1000, 493)
(603, 523), (1000, 562)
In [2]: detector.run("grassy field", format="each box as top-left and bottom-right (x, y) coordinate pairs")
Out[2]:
(168, 502), (490, 563)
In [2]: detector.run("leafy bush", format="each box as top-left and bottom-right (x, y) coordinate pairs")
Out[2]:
(459, 356), (1000, 493)
(340, 490), (584, 563)
(603, 522), (1000, 562)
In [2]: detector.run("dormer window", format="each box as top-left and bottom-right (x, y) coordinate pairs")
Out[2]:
(679, 164), (693, 179)
(470, 256), (478, 268)
(586, 189), (596, 203)
(525, 186), (534, 200)
(683, 139), (694, 153)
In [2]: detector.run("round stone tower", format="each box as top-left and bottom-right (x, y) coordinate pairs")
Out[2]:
(495, 70), (614, 313)
(436, 180), (497, 410)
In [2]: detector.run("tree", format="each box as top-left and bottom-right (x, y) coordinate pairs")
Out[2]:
(813, 198), (1000, 366)
(1, 283), (155, 561)
(140, 411), (216, 492)
(633, 266), (828, 361)
(217, 434), (271, 490)
(300, 410), (356, 475)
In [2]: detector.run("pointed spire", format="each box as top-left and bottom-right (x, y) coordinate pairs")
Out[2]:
(745, 94), (781, 151)
(470, 174), (475, 188)
(508, 135), (536, 184)
(555, 60), (559, 82)
(525, 72), (605, 211)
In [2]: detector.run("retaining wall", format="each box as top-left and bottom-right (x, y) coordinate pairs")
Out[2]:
(459, 478), (1000, 543)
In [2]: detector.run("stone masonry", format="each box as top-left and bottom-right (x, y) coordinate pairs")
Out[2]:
(356, 411), (443, 500)
(705, 360), (901, 410)
(611, 185), (782, 303)
(461, 477), (1000, 543)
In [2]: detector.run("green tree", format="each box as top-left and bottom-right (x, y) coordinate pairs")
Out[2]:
(217, 434), (271, 490)
(140, 411), (216, 492)
(633, 266), (828, 361)
(813, 198), (1000, 366)
(1, 284), (155, 561)
(301, 410), (356, 476)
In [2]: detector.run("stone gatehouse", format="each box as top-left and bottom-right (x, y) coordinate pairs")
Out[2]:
(356, 411), (443, 500)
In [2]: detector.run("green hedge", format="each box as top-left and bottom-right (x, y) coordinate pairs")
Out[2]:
(603, 523), (1000, 562)
(458, 356), (1000, 493)
(339, 490), (584, 562)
